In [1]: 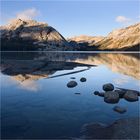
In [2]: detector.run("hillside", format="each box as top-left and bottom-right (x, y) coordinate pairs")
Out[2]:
(68, 35), (104, 44)
(1, 19), (139, 51)
(96, 23), (140, 51)
(69, 23), (140, 51)
(0, 19), (71, 51)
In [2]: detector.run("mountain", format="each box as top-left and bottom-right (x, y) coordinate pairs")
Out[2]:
(0, 19), (71, 51)
(1, 19), (139, 51)
(68, 35), (104, 44)
(96, 23), (140, 51)
(69, 23), (140, 51)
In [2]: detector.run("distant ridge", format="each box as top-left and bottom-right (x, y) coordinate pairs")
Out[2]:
(69, 23), (140, 51)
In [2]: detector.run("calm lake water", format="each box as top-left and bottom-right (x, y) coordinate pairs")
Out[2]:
(1, 52), (140, 139)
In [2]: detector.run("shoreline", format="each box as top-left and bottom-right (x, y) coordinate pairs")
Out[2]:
(0, 51), (140, 53)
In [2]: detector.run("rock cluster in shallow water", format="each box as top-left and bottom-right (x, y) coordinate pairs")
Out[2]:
(66, 79), (139, 114)
(94, 83), (139, 104)
(93, 83), (139, 114)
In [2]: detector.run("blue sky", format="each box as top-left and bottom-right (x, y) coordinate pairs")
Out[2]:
(1, 0), (139, 37)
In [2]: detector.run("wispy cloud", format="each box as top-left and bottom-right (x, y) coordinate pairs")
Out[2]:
(6, 8), (40, 24)
(15, 8), (40, 20)
(115, 16), (131, 23)
(19, 80), (41, 92)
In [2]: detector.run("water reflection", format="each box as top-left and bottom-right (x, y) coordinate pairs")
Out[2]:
(1, 52), (140, 80)
(1, 52), (140, 139)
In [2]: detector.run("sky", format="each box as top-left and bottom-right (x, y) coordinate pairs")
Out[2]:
(0, 0), (140, 38)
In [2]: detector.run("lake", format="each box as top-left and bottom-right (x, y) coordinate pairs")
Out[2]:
(1, 52), (140, 139)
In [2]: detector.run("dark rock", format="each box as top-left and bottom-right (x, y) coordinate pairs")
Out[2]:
(80, 77), (86, 82)
(116, 87), (140, 96)
(138, 91), (140, 96)
(67, 81), (77, 88)
(74, 92), (81, 95)
(98, 92), (105, 97)
(129, 90), (140, 96)
(103, 83), (114, 91)
(104, 91), (119, 104)
(94, 91), (99, 95)
(124, 91), (139, 102)
(70, 77), (76, 79)
(114, 90), (126, 98)
(113, 106), (127, 114)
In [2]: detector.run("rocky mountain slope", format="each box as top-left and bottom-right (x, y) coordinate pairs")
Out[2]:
(0, 19), (70, 51)
(69, 23), (140, 51)
(68, 35), (104, 44)
(96, 23), (140, 51)
(1, 19), (139, 51)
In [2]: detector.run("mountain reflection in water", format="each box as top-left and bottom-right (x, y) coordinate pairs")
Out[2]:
(1, 52), (140, 81)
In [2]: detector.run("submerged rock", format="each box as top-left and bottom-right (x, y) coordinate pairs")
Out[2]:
(103, 83), (114, 91)
(80, 77), (87, 82)
(113, 106), (127, 114)
(81, 117), (140, 139)
(67, 81), (77, 88)
(104, 91), (119, 103)
(124, 91), (139, 102)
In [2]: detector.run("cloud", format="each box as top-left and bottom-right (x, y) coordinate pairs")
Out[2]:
(19, 80), (41, 92)
(15, 8), (40, 20)
(115, 16), (131, 23)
